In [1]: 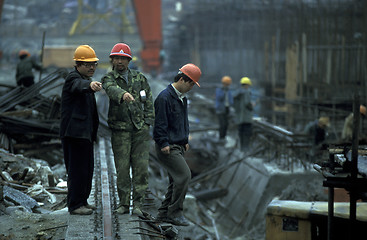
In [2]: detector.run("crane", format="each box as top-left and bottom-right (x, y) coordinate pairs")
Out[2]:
(132, 0), (162, 74)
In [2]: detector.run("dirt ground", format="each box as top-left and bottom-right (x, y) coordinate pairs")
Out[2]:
(0, 195), (68, 240)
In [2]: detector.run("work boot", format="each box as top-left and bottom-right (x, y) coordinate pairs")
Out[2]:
(70, 206), (93, 215)
(166, 215), (190, 226)
(156, 213), (168, 222)
(85, 204), (97, 210)
(115, 206), (129, 214)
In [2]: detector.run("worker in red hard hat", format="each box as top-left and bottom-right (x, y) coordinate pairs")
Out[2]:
(101, 42), (154, 216)
(153, 63), (201, 226)
(15, 49), (42, 87)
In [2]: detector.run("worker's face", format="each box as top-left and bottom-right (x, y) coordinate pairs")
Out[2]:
(77, 62), (98, 77)
(222, 82), (230, 88)
(112, 56), (130, 72)
(179, 78), (196, 93)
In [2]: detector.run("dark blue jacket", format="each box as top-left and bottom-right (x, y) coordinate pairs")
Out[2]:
(153, 84), (189, 149)
(215, 87), (233, 114)
(60, 69), (99, 142)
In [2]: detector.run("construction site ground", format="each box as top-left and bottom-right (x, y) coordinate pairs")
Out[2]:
(0, 63), (332, 240)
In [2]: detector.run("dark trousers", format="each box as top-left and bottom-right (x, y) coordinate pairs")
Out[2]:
(218, 107), (230, 139)
(62, 137), (94, 212)
(238, 123), (252, 151)
(18, 76), (35, 87)
(155, 144), (191, 218)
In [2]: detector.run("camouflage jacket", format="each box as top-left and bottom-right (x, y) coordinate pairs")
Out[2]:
(102, 68), (154, 131)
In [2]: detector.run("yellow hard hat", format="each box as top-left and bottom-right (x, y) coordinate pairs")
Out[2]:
(73, 45), (99, 62)
(318, 117), (330, 128)
(240, 77), (252, 85)
(221, 76), (232, 85)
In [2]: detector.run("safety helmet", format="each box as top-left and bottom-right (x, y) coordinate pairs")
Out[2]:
(360, 105), (367, 116)
(73, 45), (99, 62)
(18, 50), (30, 57)
(110, 43), (132, 60)
(318, 117), (330, 128)
(179, 63), (201, 87)
(240, 77), (252, 85)
(221, 76), (232, 85)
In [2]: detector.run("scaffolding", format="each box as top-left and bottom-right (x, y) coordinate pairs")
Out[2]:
(163, 0), (367, 130)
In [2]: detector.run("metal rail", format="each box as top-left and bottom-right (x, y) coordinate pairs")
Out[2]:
(99, 138), (114, 239)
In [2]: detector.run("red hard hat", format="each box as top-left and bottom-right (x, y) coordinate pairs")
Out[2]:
(179, 63), (201, 87)
(110, 43), (132, 59)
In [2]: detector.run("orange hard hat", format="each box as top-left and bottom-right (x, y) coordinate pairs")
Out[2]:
(110, 43), (132, 60)
(360, 105), (366, 116)
(179, 63), (201, 87)
(73, 45), (99, 62)
(221, 76), (232, 85)
(19, 50), (30, 57)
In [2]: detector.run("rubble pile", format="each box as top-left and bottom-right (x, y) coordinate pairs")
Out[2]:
(0, 148), (67, 214)
(0, 68), (68, 163)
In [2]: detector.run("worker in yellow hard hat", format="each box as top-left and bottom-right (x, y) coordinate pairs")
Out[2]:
(60, 45), (102, 215)
(215, 76), (234, 140)
(233, 76), (254, 151)
(341, 105), (366, 142)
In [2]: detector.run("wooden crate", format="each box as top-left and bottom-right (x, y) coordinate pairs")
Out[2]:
(43, 46), (76, 68)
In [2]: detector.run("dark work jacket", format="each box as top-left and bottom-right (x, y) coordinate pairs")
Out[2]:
(153, 84), (189, 149)
(60, 69), (99, 142)
(15, 57), (42, 84)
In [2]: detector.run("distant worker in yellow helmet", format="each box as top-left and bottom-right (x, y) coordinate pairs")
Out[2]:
(15, 50), (42, 87)
(215, 76), (234, 140)
(60, 45), (102, 215)
(341, 105), (366, 142)
(233, 77), (254, 151)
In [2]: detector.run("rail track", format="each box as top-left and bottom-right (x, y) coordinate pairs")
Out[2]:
(64, 137), (183, 240)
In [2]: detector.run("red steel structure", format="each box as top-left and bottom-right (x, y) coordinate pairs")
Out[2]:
(132, 0), (162, 73)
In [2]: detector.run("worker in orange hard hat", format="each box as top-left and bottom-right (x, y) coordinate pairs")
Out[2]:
(215, 76), (234, 140)
(153, 63), (201, 226)
(60, 44), (102, 215)
(102, 42), (154, 216)
(341, 104), (366, 142)
(15, 49), (42, 87)
(304, 116), (330, 161)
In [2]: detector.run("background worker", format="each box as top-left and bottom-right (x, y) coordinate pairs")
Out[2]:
(233, 77), (254, 151)
(101, 43), (154, 216)
(215, 76), (234, 140)
(341, 104), (366, 142)
(304, 116), (330, 160)
(15, 50), (42, 87)
(153, 63), (201, 226)
(60, 45), (102, 215)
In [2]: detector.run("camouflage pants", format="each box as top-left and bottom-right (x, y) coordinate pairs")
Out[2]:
(111, 125), (150, 208)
